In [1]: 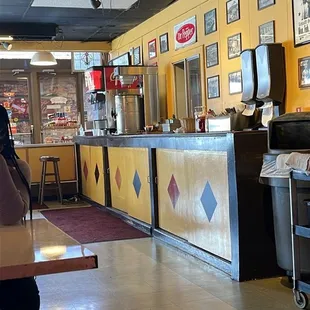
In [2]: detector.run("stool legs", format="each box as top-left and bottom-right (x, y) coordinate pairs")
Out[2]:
(53, 161), (63, 204)
(38, 161), (47, 205)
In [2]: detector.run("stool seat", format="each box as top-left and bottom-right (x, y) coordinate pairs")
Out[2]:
(40, 156), (60, 162)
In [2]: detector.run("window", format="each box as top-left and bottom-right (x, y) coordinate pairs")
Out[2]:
(72, 52), (102, 72)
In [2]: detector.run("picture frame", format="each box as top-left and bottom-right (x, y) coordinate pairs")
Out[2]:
(160, 33), (169, 54)
(228, 71), (243, 94)
(257, 0), (275, 11)
(108, 52), (131, 66)
(204, 8), (217, 35)
(259, 20), (275, 44)
(292, 0), (310, 47)
(148, 39), (157, 60)
(207, 75), (220, 99)
(226, 0), (240, 25)
(133, 47), (141, 65)
(298, 56), (310, 88)
(228, 33), (242, 59)
(206, 43), (219, 68)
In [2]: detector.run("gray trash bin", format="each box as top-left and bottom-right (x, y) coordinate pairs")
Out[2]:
(261, 112), (310, 274)
(261, 154), (310, 273)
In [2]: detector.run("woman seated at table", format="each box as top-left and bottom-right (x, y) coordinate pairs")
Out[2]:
(0, 105), (40, 310)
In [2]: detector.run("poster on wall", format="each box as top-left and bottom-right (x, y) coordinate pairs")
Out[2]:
(174, 16), (197, 50)
(292, 0), (310, 46)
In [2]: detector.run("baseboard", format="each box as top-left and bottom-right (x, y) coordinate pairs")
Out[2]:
(153, 228), (232, 276)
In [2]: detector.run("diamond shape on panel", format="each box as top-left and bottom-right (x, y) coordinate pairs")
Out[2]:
(94, 164), (100, 185)
(133, 170), (142, 198)
(200, 181), (218, 222)
(167, 174), (180, 209)
(115, 167), (122, 190)
(83, 161), (88, 180)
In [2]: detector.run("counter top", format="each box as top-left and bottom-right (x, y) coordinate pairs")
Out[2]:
(74, 131), (267, 151)
(16, 143), (74, 149)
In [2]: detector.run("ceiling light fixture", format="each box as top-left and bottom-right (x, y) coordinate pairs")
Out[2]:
(1, 42), (12, 51)
(30, 52), (57, 66)
(90, 0), (101, 9)
(0, 36), (13, 41)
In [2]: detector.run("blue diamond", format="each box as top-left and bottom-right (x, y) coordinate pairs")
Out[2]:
(133, 170), (142, 198)
(201, 182), (217, 222)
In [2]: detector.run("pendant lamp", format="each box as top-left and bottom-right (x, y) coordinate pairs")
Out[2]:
(30, 52), (57, 66)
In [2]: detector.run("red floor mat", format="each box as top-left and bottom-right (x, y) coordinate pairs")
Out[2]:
(41, 207), (149, 244)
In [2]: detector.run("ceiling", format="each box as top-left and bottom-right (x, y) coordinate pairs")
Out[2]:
(0, 0), (176, 42)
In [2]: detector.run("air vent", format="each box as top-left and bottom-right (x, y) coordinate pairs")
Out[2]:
(0, 23), (58, 41)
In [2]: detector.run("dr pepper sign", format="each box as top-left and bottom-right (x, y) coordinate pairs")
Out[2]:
(174, 16), (197, 50)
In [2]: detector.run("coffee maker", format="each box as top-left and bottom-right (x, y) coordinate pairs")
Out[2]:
(113, 66), (160, 132)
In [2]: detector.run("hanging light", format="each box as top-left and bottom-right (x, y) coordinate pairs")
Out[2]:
(30, 51), (57, 66)
(1, 42), (12, 51)
(90, 0), (101, 9)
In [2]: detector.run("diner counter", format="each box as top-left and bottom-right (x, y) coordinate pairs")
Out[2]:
(74, 132), (281, 281)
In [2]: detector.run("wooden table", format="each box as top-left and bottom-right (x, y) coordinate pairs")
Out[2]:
(0, 219), (98, 281)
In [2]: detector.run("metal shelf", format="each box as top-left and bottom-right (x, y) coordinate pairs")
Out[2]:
(295, 225), (310, 239)
(292, 172), (310, 182)
(297, 281), (310, 295)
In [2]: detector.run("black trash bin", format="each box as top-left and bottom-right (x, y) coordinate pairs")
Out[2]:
(261, 113), (310, 273)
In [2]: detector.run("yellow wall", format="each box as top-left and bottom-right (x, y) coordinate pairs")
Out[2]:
(111, 0), (310, 116)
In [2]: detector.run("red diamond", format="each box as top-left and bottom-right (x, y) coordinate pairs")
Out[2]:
(83, 161), (88, 180)
(168, 175), (180, 209)
(115, 167), (122, 190)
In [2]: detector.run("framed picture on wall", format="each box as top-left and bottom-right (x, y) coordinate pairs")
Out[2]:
(298, 56), (310, 88)
(133, 47), (141, 65)
(148, 39), (157, 59)
(207, 75), (220, 99)
(228, 71), (243, 94)
(160, 33), (169, 53)
(257, 0), (275, 10)
(226, 0), (240, 24)
(259, 21), (275, 44)
(109, 52), (131, 66)
(228, 33), (242, 59)
(204, 8), (217, 35)
(206, 43), (219, 68)
(292, 0), (310, 47)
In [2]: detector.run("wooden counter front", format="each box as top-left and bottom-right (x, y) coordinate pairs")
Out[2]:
(108, 147), (151, 224)
(16, 144), (76, 183)
(75, 132), (282, 281)
(80, 145), (105, 206)
(157, 149), (231, 261)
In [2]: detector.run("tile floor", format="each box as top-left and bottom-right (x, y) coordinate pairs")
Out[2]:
(35, 217), (299, 310)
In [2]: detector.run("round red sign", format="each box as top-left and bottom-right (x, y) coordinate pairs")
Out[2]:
(176, 23), (195, 44)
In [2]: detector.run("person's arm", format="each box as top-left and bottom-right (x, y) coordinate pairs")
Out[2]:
(0, 155), (30, 225)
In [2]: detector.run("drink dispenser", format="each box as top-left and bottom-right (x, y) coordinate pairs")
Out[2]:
(241, 49), (260, 106)
(240, 49), (262, 128)
(255, 43), (286, 117)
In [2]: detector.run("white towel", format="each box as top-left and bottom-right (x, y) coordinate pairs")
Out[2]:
(285, 152), (310, 173)
(276, 154), (291, 170)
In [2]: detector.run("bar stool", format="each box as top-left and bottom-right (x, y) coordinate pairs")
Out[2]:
(38, 156), (63, 205)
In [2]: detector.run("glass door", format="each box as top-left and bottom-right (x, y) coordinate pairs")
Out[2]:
(39, 74), (79, 144)
(0, 74), (33, 145)
(173, 55), (202, 118)
(174, 61), (187, 119)
(186, 56), (202, 117)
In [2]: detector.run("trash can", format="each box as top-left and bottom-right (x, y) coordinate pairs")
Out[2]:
(261, 112), (310, 273)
